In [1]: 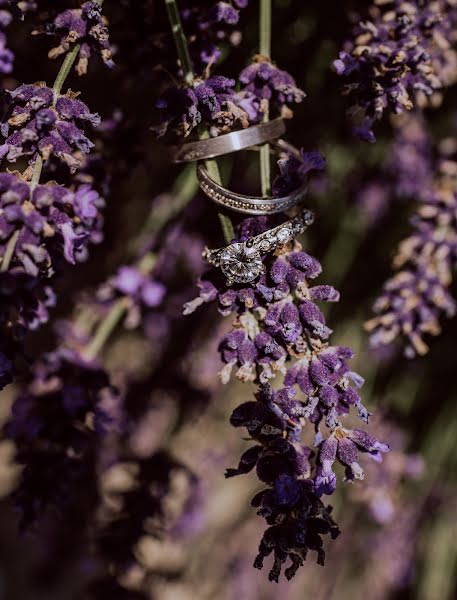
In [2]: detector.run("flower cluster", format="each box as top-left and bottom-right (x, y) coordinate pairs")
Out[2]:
(0, 83), (100, 172)
(273, 150), (326, 197)
(0, 3), (108, 388)
(155, 75), (252, 138)
(366, 157), (457, 357)
(94, 263), (166, 330)
(5, 347), (121, 531)
(0, 270), (54, 388)
(185, 215), (389, 579)
(355, 112), (432, 226)
(37, 1), (114, 75)
(180, 0), (249, 72)
(0, 0), (15, 74)
(240, 54), (306, 120)
(0, 173), (104, 277)
(335, 0), (457, 141)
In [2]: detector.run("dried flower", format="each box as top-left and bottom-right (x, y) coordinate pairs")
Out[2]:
(335, 0), (457, 141)
(186, 212), (389, 579)
(0, 172), (104, 277)
(366, 156), (457, 357)
(0, 84), (100, 171)
(180, 0), (250, 71)
(5, 348), (121, 531)
(240, 55), (306, 120)
(37, 1), (114, 75)
(155, 75), (251, 137)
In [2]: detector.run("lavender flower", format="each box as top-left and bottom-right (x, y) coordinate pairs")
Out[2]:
(37, 1), (114, 75)
(5, 347), (121, 531)
(95, 264), (166, 329)
(0, 30), (13, 73)
(239, 55), (306, 120)
(273, 149), (326, 197)
(366, 157), (457, 357)
(335, 0), (457, 141)
(186, 214), (389, 579)
(180, 0), (250, 71)
(0, 173), (104, 277)
(0, 84), (100, 171)
(155, 75), (250, 137)
(0, 269), (54, 388)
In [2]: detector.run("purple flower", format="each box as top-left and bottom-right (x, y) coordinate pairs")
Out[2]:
(0, 173), (104, 277)
(180, 0), (250, 71)
(239, 55), (306, 119)
(273, 149), (326, 197)
(366, 157), (457, 357)
(113, 265), (166, 308)
(0, 84), (100, 171)
(186, 213), (388, 580)
(37, 1), (114, 75)
(0, 31), (13, 73)
(5, 348), (121, 531)
(335, 0), (457, 140)
(155, 76), (250, 138)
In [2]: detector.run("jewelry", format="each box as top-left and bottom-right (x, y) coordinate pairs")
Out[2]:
(203, 209), (314, 285)
(170, 118), (286, 163)
(197, 139), (307, 215)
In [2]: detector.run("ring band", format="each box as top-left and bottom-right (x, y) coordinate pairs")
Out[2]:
(197, 139), (306, 216)
(203, 208), (314, 286)
(170, 118), (286, 163)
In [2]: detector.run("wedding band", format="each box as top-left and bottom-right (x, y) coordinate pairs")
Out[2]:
(170, 118), (286, 163)
(197, 139), (307, 215)
(203, 208), (314, 286)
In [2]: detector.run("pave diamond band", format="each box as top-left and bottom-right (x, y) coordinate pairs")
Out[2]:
(197, 139), (308, 215)
(203, 209), (315, 285)
(169, 118), (286, 163)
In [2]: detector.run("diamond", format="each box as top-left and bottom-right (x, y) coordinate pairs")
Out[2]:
(277, 228), (291, 243)
(220, 243), (263, 284)
(258, 239), (271, 252)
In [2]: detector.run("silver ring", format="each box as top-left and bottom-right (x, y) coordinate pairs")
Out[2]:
(170, 118), (286, 163)
(197, 139), (307, 215)
(203, 209), (314, 286)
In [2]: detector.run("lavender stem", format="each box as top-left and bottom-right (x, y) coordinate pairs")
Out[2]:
(164, 0), (234, 244)
(164, 0), (194, 85)
(259, 0), (272, 197)
(52, 43), (81, 104)
(82, 297), (131, 361)
(0, 230), (19, 272)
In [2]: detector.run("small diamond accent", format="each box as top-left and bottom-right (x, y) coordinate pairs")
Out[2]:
(258, 239), (271, 252)
(276, 228), (292, 243)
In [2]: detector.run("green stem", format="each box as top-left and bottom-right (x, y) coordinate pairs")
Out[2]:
(0, 230), (19, 272)
(259, 0), (272, 197)
(30, 155), (43, 190)
(321, 207), (366, 288)
(52, 43), (81, 103)
(164, 0), (234, 244)
(164, 0), (194, 85)
(82, 297), (130, 361)
(259, 0), (272, 56)
(218, 212), (235, 243)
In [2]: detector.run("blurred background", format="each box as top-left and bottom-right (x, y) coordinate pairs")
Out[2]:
(0, 1), (456, 599)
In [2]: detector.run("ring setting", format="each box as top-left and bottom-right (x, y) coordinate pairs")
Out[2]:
(203, 209), (314, 285)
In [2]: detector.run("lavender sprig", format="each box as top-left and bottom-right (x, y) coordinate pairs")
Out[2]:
(185, 212), (389, 579)
(366, 155), (457, 357)
(335, 0), (457, 142)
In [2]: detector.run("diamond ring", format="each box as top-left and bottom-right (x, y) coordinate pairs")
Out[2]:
(203, 209), (315, 285)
